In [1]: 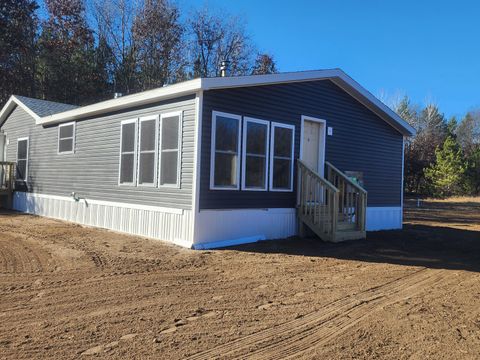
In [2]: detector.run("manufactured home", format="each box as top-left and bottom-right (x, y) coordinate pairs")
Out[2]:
(0, 69), (415, 249)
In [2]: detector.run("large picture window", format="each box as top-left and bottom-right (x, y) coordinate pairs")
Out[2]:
(270, 122), (295, 191)
(58, 122), (75, 154)
(137, 116), (158, 186)
(119, 119), (137, 185)
(210, 111), (242, 190)
(159, 112), (182, 187)
(242, 117), (269, 191)
(16, 137), (29, 181)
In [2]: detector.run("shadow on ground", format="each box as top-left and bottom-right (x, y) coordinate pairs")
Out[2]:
(225, 224), (480, 273)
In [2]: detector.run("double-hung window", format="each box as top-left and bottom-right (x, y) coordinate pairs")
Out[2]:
(270, 122), (295, 191)
(242, 117), (269, 191)
(58, 122), (75, 154)
(159, 112), (182, 187)
(16, 137), (29, 182)
(137, 116), (158, 186)
(119, 119), (138, 185)
(210, 111), (242, 190)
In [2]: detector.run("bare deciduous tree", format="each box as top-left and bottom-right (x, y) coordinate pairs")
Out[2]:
(92, 0), (141, 94)
(188, 7), (254, 78)
(251, 53), (278, 75)
(133, 0), (186, 90)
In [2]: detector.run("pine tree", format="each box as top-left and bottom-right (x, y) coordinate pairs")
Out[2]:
(425, 136), (466, 197)
(464, 146), (480, 195)
(0, 0), (38, 106)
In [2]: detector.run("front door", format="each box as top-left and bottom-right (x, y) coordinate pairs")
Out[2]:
(301, 119), (325, 176)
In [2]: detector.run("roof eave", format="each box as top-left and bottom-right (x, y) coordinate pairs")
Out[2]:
(37, 78), (202, 126)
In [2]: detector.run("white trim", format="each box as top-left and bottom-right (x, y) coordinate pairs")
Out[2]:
(269, 122), (295, 192)
(1, 71), (415, 136)
(57, 121), (76, 154)
(136, 115), (159, 187)
(401, 136), (405, 225)
(15, 192), (184, 214)
(366, 206), (402, 231)
(299, 115), (327, 177)
(192, 91), (203, 244)
(0, 96), (41, 125)
(36, 79), (202, 125)
(16, 137), (29, 181)
(194, 208), (297, 247)
(12, 192), (193, 248)
(209, 111), (242, 190)
(158, 111), (183, 188)
(241, 117), (270, 191)
(118, 118), (138, 186)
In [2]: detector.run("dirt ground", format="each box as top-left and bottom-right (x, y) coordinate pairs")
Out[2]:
(0, 198), (479, 359)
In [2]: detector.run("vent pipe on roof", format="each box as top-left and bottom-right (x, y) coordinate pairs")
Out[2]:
(220, 60), (230, 77)
(114, 92), (123, 99)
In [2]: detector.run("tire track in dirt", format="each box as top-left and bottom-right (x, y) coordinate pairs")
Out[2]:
(187, 268), (446, 360)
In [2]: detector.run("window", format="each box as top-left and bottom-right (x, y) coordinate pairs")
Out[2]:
(16, 137), (29, 181)
(119, 119), (137, 185)
(58, 122), (75, 154)
(137, 116), (158, 186)
(159, 112), (182, 187)
(270, 123), (295, 191)
(242, 117), (269, 191)
(210, 111), (242, 190)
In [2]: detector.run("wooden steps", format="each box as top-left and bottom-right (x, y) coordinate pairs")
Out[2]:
(297, 160), (367, 243)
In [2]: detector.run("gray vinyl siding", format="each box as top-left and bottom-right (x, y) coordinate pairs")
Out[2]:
(1, 95), (196, 210)
(200, 80), (403, 209)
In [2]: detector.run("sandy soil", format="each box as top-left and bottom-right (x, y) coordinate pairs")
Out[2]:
(0, 198), (479, 359)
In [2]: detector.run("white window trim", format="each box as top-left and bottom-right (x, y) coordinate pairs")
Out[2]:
(136, 115), (159, 187)
(118, 118), (138, 186)
(209, 110), (242, 191)
(57, 121), (76, 154)
(269, 122), (295, 192)
(241, 117), (270, 191)
(158, 111), (183, 188)
(16, 136), (29, 182)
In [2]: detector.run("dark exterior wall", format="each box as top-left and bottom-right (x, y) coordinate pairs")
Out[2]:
(200, 79), (403, 209)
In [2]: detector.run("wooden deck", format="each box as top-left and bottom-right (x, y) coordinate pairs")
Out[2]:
(297, 160), (367, 242)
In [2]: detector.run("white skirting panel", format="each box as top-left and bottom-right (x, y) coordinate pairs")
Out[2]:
(193, 208), (297, 249)
(12, 192), (194, 248)
(366, 206), (402, 231)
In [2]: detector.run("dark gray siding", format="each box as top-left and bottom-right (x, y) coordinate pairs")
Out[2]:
(200, 80), (403, 209)
(1, 95), (196, 210)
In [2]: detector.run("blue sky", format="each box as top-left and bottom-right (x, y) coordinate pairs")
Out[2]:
(180, 0), (480, 119)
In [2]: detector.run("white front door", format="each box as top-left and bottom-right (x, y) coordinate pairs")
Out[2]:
(301, 118), (325, 176)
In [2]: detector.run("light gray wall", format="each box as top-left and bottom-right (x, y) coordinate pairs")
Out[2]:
(0, 95), (196, 210)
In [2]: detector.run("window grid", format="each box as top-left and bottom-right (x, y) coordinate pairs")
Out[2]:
(159, 112), (182, 188)
(210, 111), (242, 190)
(241, 117), (270, 191)
(57, 122), (75, 154)
(137, 116), (158, 187)
(269, 122), (295, 192)
(118, 119), (138, 186)
(16, 137), (29, 182)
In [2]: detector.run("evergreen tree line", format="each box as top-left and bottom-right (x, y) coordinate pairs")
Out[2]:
(396, 97), (480, 197)
(0, 0), (278, 107)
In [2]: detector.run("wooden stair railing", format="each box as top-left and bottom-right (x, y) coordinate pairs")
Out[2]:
(0, 161), (15, 209)
(325, 161), (367, 233)
(297, 160), (339, 242)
